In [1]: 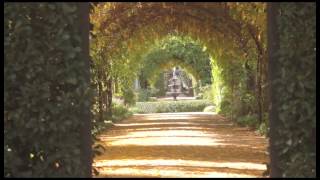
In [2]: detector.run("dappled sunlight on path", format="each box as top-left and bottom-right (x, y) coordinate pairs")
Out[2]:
(93, 112), (269, 177)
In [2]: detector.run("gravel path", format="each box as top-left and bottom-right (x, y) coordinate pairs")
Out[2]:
(93, 112), (269, 178)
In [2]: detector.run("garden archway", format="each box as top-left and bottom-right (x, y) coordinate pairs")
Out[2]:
(4, 2), (316, 178)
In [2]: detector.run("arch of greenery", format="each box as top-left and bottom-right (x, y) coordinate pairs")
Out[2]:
(4, 2), (315, 178)
(90, 3), (269, 175)
(90, 2), (266, 122)
(138, 35), (212, 88)
(92, 3), (316, 178)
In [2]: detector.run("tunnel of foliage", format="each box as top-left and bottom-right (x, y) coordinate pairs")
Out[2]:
(90, 2), (267, 125)
(135, 35), (212, 101)
(138, 35), (212, 87)
(4, 2), (316, 178)
(90, 2), (316, 177)
(90, 1), (268, 143)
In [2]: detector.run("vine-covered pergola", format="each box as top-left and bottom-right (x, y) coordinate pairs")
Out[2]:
(4, 2), (315, 178)
(90, 2), (267, 125)
(139, 35), (212, 86)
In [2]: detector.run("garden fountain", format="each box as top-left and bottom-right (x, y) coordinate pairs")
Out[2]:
(166, 67), (182, 100)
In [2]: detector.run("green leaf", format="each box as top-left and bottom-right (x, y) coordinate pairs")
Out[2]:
(62, 34), (70, 40)
(62, 4), (77, 13)
(74, 47), (81, 52)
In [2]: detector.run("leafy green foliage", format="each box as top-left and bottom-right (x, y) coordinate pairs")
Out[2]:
(4, 3), (90, 177)
(273, 3), (316, 177)
(203, 106), (216, 112)
(131, 100), (214, 113)
(151, 71), (166, 97)
(197, 85), (214, 100)
(122, 88), (136, 106)
(257, 118), (268, 136)
(111, 103), (133, 122)
(92, 103), (132, 137)
(216, 54), (258, 122)
(237, 114), (258, 128)
(136, 89), (153, 102)
(140, 35), (212, 85)
(90, 3), (267, 136)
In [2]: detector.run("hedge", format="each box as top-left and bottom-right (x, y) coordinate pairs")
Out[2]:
(131, 100), (214, 113)
(4, 3), (91, 177)
(272, 3), (316, 177)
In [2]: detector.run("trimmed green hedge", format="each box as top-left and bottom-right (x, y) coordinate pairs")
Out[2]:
(131, 100), (214, 113)
(4, 3), (90, 177)
(273, 3), (316, 177)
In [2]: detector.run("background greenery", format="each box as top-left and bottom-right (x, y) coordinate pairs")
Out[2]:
(130, 100), (214, 114)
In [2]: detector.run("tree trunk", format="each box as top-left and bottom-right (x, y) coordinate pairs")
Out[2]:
(114, 75), (118, 94)
(247, 24), (265, 126)
(101, 71), (111, 118)
(106, 77), (113, 117)
(231, 77), (234, 121)
(98, 70), (103, 122)
(257, 54), (263, 125)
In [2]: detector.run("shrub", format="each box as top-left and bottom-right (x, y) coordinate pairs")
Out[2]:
(153, 72), (166, 97)
(257, 122), (268, 136)
(220, 99), (231, 115)
(92, 103), (132, 136)
(128, 107), (143, 114)
(199, 85), (214, 101)
(122, 88), (136, 106)
(136, 89), (152, 102)
(149, 97), (158, 102)
(111, 103), (132, 122)
(132, 100), (214, 113)
(149, 88), (160, 97)
(203, 105), (216, 112)
(237, 114), (258, 128)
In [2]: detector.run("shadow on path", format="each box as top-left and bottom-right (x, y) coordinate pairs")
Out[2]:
(93, 112), (269, 178)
